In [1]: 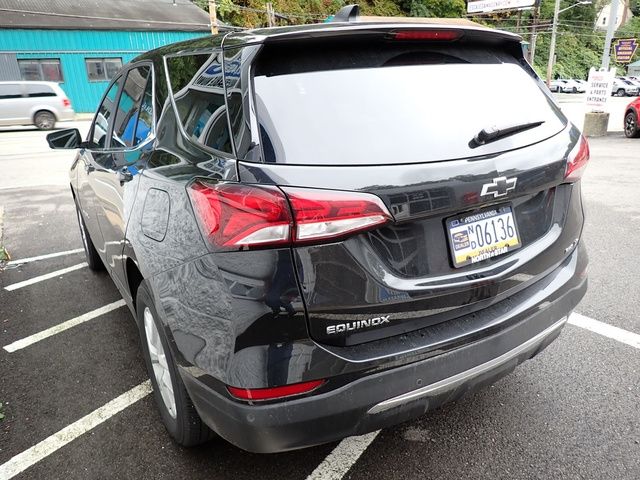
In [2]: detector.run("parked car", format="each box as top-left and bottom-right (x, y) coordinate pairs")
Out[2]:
(612, 78), (640, 97)
(620, 77), (640, 94)
(550, 79), (581, 93)
(0, 81), (74, 129)
(572, 79), (587, 93)
(624, 97), (640, 138)
(47, 16), (589, 453)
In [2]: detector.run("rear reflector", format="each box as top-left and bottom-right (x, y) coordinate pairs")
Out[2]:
(227, 379), (325, 401)
(188, 181), (392, 251)
(564, 135), (590, 181)
(62, 98), (71, 108)
(393, 30), (461, 41)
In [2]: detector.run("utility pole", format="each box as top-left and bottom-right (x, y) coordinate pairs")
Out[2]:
(601, 0), (619, 69)
(529, 6), (540, 65)
(266, 2), (275, 27)
(546, 0), (561, 86)
(209, 0), (218, 34)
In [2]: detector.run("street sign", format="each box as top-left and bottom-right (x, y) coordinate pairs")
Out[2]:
(467, 0), (536, 14)
(613, 38), (638, 64)
(585, 67), (616, 112)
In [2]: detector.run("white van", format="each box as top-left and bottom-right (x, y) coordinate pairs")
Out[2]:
(0, 81), (75, 130)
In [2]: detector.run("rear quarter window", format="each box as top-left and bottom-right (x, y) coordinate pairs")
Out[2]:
(165, 53), (233, 155)
(26, 84), (56, 98)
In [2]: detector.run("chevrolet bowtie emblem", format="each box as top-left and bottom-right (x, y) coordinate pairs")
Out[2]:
(480, 176), (517, 198)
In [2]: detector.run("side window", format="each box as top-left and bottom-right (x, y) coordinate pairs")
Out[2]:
(112, 66), (151, 148)
(166, 52), (233, 154)
(25, 84), (56, 98)
(90, 79), (121, 149)
(0, 84), (23, 100)
(134, 75), (154, 146)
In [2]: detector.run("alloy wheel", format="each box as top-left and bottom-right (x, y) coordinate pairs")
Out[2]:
(625, 113), (637, 138)
(144, 307), (177, 419)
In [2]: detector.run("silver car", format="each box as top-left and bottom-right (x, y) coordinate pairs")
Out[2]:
(0, 81), (75, 130)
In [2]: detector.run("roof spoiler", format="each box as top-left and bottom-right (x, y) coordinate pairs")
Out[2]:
(331, 4), (359, 22)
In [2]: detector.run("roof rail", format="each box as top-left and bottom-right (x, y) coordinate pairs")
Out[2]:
(331, 4), (359, 22)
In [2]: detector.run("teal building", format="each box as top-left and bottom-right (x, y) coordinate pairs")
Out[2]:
(0, 0), (216, 112)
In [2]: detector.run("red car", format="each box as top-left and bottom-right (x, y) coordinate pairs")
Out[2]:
(625, 97), (640, 138)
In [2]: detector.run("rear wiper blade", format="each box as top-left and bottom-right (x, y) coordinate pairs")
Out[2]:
(469, 120), (545, 148)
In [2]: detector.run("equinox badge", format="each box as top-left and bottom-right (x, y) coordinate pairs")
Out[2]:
(326, 315), (391, 335)
(480, 176), (517, 198)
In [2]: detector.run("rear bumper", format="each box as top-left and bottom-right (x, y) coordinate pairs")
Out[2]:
(181, 243), (587, 453)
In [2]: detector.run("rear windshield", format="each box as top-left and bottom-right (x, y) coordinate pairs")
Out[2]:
(253, 41), (566, 165)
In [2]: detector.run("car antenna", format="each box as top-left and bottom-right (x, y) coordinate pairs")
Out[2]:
(331, 4), (359, 22)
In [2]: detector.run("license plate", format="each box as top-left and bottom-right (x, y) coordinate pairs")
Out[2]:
(446, 205), (521, 268)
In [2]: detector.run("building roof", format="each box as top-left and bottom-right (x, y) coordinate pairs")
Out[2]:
(0, 0), (213, 32)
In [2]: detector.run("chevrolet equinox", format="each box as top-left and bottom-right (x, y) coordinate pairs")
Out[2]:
(47, 12), (589, 453)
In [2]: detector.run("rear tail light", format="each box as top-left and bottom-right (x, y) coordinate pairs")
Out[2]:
(564, 135), (590, 182)
(189, 182), (291, 249)
(62, 98), (71, 108)
(393, 30), (461, 41)
(281, 187), (391, 244)
(188, 181), (392, 251)
(227, 379), (325, 401)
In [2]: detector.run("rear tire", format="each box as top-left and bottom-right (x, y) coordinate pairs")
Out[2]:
(34, 110), (56, 130)
(136, 282), (214, 447)
(75, 203), (104, 271)
(624, 111), (640, 138)
(617, 88), (626, 97)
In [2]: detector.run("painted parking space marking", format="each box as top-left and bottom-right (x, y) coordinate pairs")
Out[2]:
(569, 313), (640, 350)
(3, 300), (126, 353)
(305, 431), (380, 480)
(6, 248), (84, 266)
(0, 380), (152, 480)
(305, 313), (638, 480)
(3, 262), (87, 291)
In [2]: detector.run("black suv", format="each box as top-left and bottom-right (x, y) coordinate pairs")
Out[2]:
(47, 16), (589, 453)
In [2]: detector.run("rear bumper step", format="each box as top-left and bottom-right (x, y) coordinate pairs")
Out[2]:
(368, 316), (567, 415)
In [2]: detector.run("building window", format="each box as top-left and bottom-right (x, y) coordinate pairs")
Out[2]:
(18, 59), (63, 82)
(86, 58), (123, 82)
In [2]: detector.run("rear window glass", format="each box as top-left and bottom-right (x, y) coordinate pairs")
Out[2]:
(253, 41), (566, 165)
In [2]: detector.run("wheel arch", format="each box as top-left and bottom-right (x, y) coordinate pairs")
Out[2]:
(31, 108), (58, 123)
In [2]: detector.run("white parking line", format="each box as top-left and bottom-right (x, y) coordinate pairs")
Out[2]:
(3, 300), (126, 353)
(6, 248), (84, 266)
(569, 313), (640, 350)
(305, 431), (380, 480)
(305, 313), (640, 480)
(3, 262), (87, 291)
(0, 380), (152, 480)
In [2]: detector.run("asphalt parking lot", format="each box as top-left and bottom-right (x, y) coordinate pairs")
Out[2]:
(0, 114), (639, 479)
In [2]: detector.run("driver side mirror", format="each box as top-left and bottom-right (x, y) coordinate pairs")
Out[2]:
(46, 128), (84, 149)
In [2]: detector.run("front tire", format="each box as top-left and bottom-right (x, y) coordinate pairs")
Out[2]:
(617, 88), (626, 97)
(75, 203), (104, 271)
(136, 282), (214, 447)
(624, 111), (640, 138)
(34, 110), (56, 130)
